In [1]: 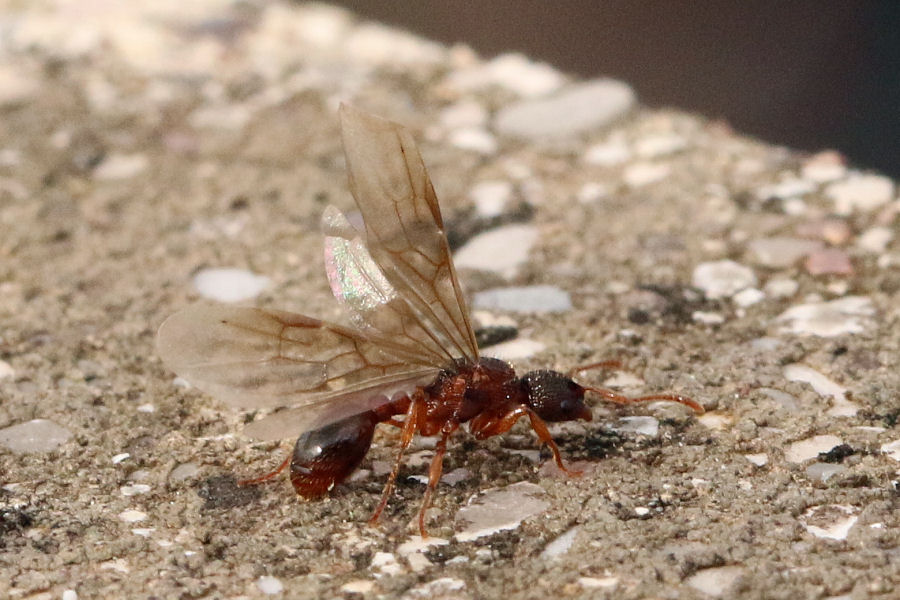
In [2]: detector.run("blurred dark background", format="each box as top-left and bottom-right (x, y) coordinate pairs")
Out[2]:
(334, 1), (900, 178)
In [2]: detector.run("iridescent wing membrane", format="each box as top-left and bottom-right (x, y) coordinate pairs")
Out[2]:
(156, 105), (478, 440)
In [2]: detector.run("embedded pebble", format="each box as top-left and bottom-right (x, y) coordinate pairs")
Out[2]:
(341, 580), (375, 595)
(0, 360), (14, 380)
(785, 435), (843, 464)
(540, 526), (580, 559)
(806, 462), (846, 483)
(697, 413), (732, 431)
(634, 134), (686, 158)
(881, 439), (900, 462)
(120, 484), (151, 496)
(784, 363), (856, 416)
(473, 285), (572, 313)
(692, 311), (725, 325)
(732, 287), (765, 307)
(805, 248), (853, 276)
(692, 260), (757, 299)
(118, 510), (148, 523)
(758, 387), (797, 409)
(610, 416), (659, 437)
(447, 52), (564, 98)
(405, 577), (467, 599)
(453, 225), (538, 277)
(398, 536), (450, 557)
(448, 127), (497, 154)
(469, 180), (513, 219)
(764, 278), (799, 298)
(0, 419), (72, 454)
(256, 576), (284, 595)
(62, 591), (78, 600)
(455, 481), (550, 542)
(776, 296), (874, 337)
(826, 173), (893, 215)
(578, 577), (619, 589)
(801, 151), (846, 183)
(169, 462), (200, 481)
(93, 153), (148, 180)
(577, 182), (610, 203)
(371, 552), (404, 577)
(439, 99), (488, 129)
(744, 454), (768, 467)
(112, 453), (131, 464)
(856, 226), (893, 253)
(583, 139), (631, 166)
(801, 505), (858, 540)
(482, 338), (545, 360)
(685, 566), (746, 598)
(494, 79), (635, 140)
(192, 268), (270, 302)
(622, 162), (671, 187)
(747, 237), (822, 268)
(345, 23), (444, 67)
(757, 177), (815, 200)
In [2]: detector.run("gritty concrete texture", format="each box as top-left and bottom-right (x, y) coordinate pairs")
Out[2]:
(2, 2), (900, 599)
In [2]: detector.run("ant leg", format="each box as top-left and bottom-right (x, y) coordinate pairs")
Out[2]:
(369, 393), (421, 527)
(417, 427), (454, 538)
(237, 451), (291, 486)
(566, 359), (623, 378)
(587, 387), (704, 414)
(524, 408), (582, 477)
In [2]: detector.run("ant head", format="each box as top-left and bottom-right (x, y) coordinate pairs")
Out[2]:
(521, 370), (593, 423)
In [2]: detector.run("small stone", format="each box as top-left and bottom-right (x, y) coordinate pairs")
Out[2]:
(578, 577), (619, 589)
(733, 287), (765, 307)
(469, 180), (513, 219)
(447, 52), (564, 98)
(801, 505), (857, 540)
(540, 526), (580, 559)
(795, 219), (852, 245)
(448, 127), (497, 154)
(62, 590), (78, 600)
(577, 182), (610, 203)
(341, 580), (375, 595)
(118, 510), (148, 523)
(744, 453), (768, 467)
(697, 413), (732, 431)
(0, 419), (72, 454)
(112, 453), (130, 464)
(611, 416), (659, 437)
(777, 296), (874, 337)
(439, 99), (489, 129)
(881, 439), (900, 462)
(455, 481), (549, 542)
(482, 338), (546, 360)
(692, 260), (757, 299)
(826, 173), (894, 215)
(801, 150), (846, 183)
(371, 551), (404, 577)
(453, 225), (538, 277)
(473, 285), (572, 313)
(0, 64), (38, 106)
(622, 162), (671, 187)
(685, 566), (746, 598)
(495, 79), (635, 140)
(692, 311), (725, 325)
(169, 462), (201, 481)
(856, 226), (893, 253)
(0, 360), (14, 380)
(764, 278), (799, 298)
(757, 177), (815, 200)
(93, 153), (148, 180)
(805, 248), (853, 276)
(192, 268), (270, 302)
(120, 484), (151, 496)
(805, 462), (846, 483)
(405, 577), (467, 599)
(583, 139), (630, 166)
(256, 576), (284, 595)
(634, 134), (686, 158)
(785, 435), (843, 464)
(747, 237), (822, 268)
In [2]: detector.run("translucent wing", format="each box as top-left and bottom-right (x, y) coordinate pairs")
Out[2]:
(337, 104), (479, 363)
(156, 305), (439, 434)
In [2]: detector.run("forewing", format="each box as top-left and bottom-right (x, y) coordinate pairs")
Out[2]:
(156, 304), (438, 411)
(322, 205), (458, 366)
(338, 104), (479, 363)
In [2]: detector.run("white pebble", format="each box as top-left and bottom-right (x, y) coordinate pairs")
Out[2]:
(756, 177), (815, 200)
(611, 416), (659, 437)
(685, 566), (746, 598)
(747, 237), (822, 268)
(473, 285), (572, 313)
(583, 139), (631, 166)
(0, 64), (38, 105)
(697, 413), (732, 431)
(578, 577), (619, 589)
(398, 536), (450, 556)
(453, 224), (538, 277)
(784, 435), (842, 464)
(540, 526), (580, 559)
(118, 510), (147, 523)
(455, 481), (549, 542)
(826, 173), (894, 215)
(446, 52), (564, 98)
(345, 23), (444, 67)
(482, 338), (546, 360)
(495, 79), (635, 140)
(692, 260), (757, 299)
(776, 296), (874, 337)
(0, 419), (72, 454)
(784, 363), (856, 416)
(93, 153), (148, 180)
(62, 590), (78, 600)
(448, 127), (497, 154)
(0, 359), (14, 379)
(856, 226), (893, 253)
(805, 462), (846, 483)
(256, 575), (284, 595)
(577, 182), (610, 203)
(371, 551), (404, 577)
(192, 268), (270, 302)
(801, 505), (857, 540)
(340, 580), (375, 595)
(131, 528), (155, 537)
(112, 453), (130, 464)
(622, 162), (671, 187)
(801, 151), (846, 183)
(405, 577), (467, 599)
(120, 484), (151, 496)
(169, 462), (201, 481)
(744, 453), (768, 467)
(692, 311), (725, 325)
(634, 134), (686, 158)
(881, 439), (900, 462)
(469, 180), (513, 219)
(764, 278), (799, 298)
(732, 287), (765, 307)
(439, 99), (488, 129)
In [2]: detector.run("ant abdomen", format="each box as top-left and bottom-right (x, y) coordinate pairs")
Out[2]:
(290, 411), (379, 498)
